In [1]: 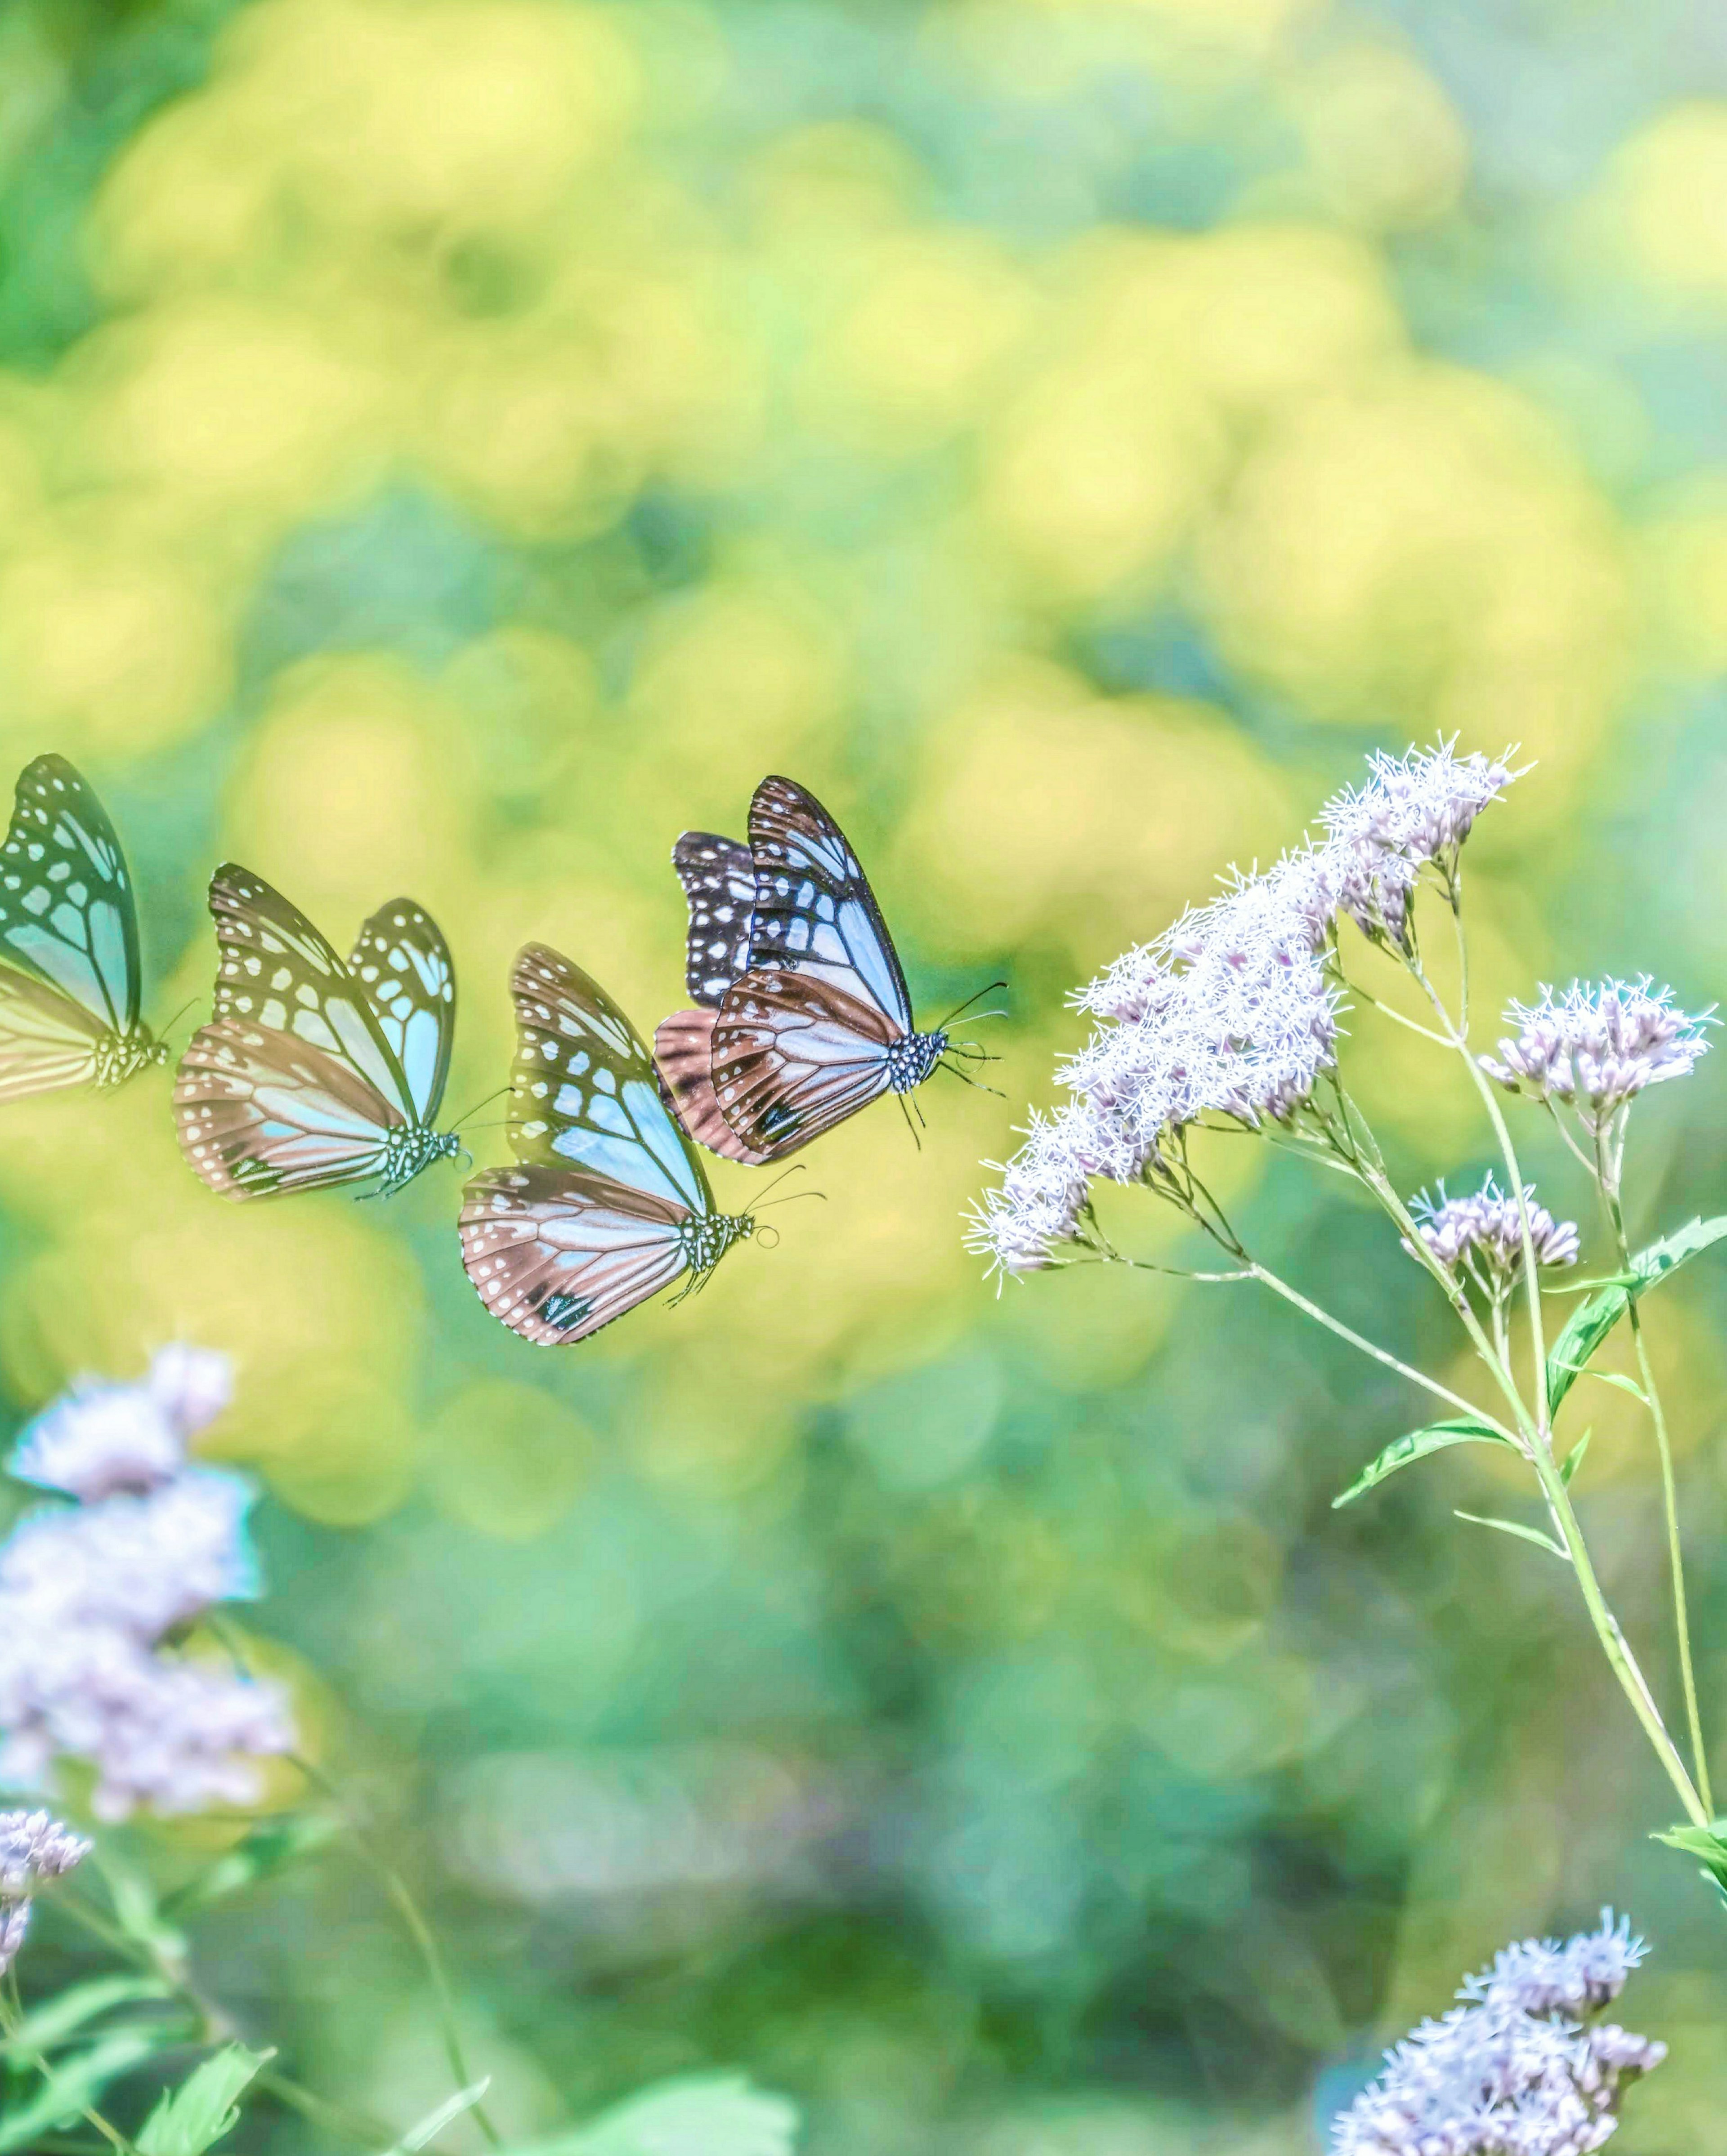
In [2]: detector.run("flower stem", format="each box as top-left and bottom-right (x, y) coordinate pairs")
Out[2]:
(1603, 1177), (1712, 1816)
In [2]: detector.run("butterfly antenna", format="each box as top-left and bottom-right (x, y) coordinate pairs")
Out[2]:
(935, 980), (1008, 1031)
(936, 1056), (1005, 1099)
(896, 1092), (923, 1152)
(451, 1082), (514, 1127)
(754, 1187), (828, 1210)
(155, 996), (199, 1044)
(750, 1162), (809, 1206)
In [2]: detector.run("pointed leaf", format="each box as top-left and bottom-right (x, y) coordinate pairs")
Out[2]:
(1547, 1216), (1727, 1413)
(161, 1817), (338, 1920)
(1454, 1509), (1569, 1559)
(0, 2029), (165, 2153)
(1560, 1428), (1592, 1487)
(1332, 1416), (1513, 1509)
(0, 1975), (172, 2060)
(1652, 1821), (1727, 1891)
(515, 2075), (801, 2156)
(136, 2044), (270, 2156)
(377, 2078), (492, 2155)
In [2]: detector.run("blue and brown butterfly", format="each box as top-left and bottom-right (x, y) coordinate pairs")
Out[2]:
(458, 944), (757, 1345)
(173, 866), (463, 1200)
(654, 774), (984, 1162)
(0, 754), (169, 1098)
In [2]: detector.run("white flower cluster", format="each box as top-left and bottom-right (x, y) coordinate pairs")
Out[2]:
(0, 1807), (88, 1977)
(1333, 1913), (1664, 2156)
(968, 743), (1515, 1279)
(1482, 979), (1712, 1134)
(1409, 1177), (1580, 1279)
(0, 1348), (295, 1821)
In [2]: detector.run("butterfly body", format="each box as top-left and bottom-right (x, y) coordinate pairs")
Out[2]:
(175, 868), (460, 1201)
(0, 755), (168, 1100)
(461, 944), (754, 1346)
(658, 776), (957, 1160)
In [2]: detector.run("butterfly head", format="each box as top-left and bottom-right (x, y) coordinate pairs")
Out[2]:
(94, 1027), (170, 1090)
(887, 1029), (948, 1094)
(375, 1122), (464, 1198)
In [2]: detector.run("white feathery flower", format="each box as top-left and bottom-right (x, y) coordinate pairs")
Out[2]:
(1482, 979), (1713, 1133)
(1322, 740), (1515, 947)
(1332, 1912), (1663, 2156)
(0, 1806), (89, 1977)
(1407, 1177), (1580, 1279)
(146, 1344), (234, 1437)
(0, 1351), (292, 1821)
(965, 1106), (1101, 1278)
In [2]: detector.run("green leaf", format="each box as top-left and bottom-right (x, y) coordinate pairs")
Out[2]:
(160, 1817), (339, 1920)
(1547, 1215), (1727, 1414)
(1332, 1416), (1513, 1509)
(1561, 1368), (1650, 1404)
(1559, 1428), (1592, 1487)
(0, 2030), (164, 2153)
(0, 1976), (172, 2061)
(136, 2045), (270, 2156)
(1454, 1510), (1569, 1559)
(1653, 1820), (1727, 1900)
(100, 1854), (189, 1969)
(514, 2075), (801, 2156)
(376, 2079), (492, 2155)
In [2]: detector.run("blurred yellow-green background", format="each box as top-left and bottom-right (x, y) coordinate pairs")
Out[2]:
(5, 0), (1727, 2144)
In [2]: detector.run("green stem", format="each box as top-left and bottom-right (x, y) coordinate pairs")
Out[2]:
(1246, 1262), (1517, 1439)
(1604, 1178), (1713, 1815)
(0, 1993), (139, 2156)
(1405, 948), (1707, 1826)
(287, 1753), (504, 2152)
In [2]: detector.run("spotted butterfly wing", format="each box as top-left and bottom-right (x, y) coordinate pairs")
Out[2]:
(174, 866), (459, 1200)
(671, 833), (756, 1007)
(0, 754), (163, 1094)
(661, 776), (947, 1160)
(461, 944), (752, 1346)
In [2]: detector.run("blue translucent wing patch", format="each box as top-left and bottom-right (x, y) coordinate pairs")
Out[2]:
(745, 776), (914, 1034)
(506, 944), (712, 1218)
(349, 898), (456, 1125)
(0, 755), (143, 1033)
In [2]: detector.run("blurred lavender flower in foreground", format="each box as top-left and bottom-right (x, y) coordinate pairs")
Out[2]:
(1482, 979), (1713, 1135)
(968, 742), (1515, 1278)
(1407, 1177), (1580, 1280)
(0, 1807), (88, 1977)
(1333, 1912), (1663, 2156)
(0, 1347), (293, 1821)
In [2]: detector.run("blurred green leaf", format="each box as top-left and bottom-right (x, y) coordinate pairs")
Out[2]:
(0, 1976), (172, 2061)
(99, 1854), (188, 1969)
(1454, 1510), (1568, 1559)
(376, 2078), (493, 2154)
(0, 2030), (165, 2152)
(135, 2044), (271, 2156)
(1653, 1821), (1727, 1906)
(514, 2075), (800, 2156)
(1547, 1215), (1727, 1413)
(1332, 1415), (1512, 1508)
(161, 1817), (339, 1919)
(1559, 1428), (1592, 1486)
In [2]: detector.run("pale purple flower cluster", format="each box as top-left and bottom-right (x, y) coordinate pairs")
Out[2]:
(1482, 980), (1712, 1134)
(0, 1348), (294, 1821)
(1408, 1177), (1580, 1280)
(0, 1807), (88, 1976)
(1322, 741), (1515, 948)
(1333, 1913), (1664, 2156)
(968, 744), (1516, 1278)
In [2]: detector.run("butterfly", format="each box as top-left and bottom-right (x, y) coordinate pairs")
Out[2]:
(174, 866), (461, 1200)
(0, 754), (168, 1098)
(460, 943), (755, 1346)
(654, 775), (956, 1161)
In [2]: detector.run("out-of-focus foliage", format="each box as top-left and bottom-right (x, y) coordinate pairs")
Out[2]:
(0, 0), (1726, 2148)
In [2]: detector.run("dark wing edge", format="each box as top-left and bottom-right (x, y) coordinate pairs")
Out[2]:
(671, 831), (756, 1007)
(709, 966), (898, 1156)
(459, 1162), (691, 1346)
(174, 1017), (404, 1201)
(349, 896), (457, 1125)
(0, 754), (143, 1033)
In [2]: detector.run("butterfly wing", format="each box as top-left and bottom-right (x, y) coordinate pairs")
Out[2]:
(174, 1018), (406, 1200)
(652, 1006), (774, 1165)
(348, 899), (456, 1125)
(710, 966), (898, 1156)
(745, 776), (913, 1034)
(507, 943), (714, 1216)
(0, 755), (143, 1033)
(459, 1163), (693, 1345)
(671, 832), (756, 1007)
(206, 865), (418, 1123)
(0, 965), (108, 1099)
